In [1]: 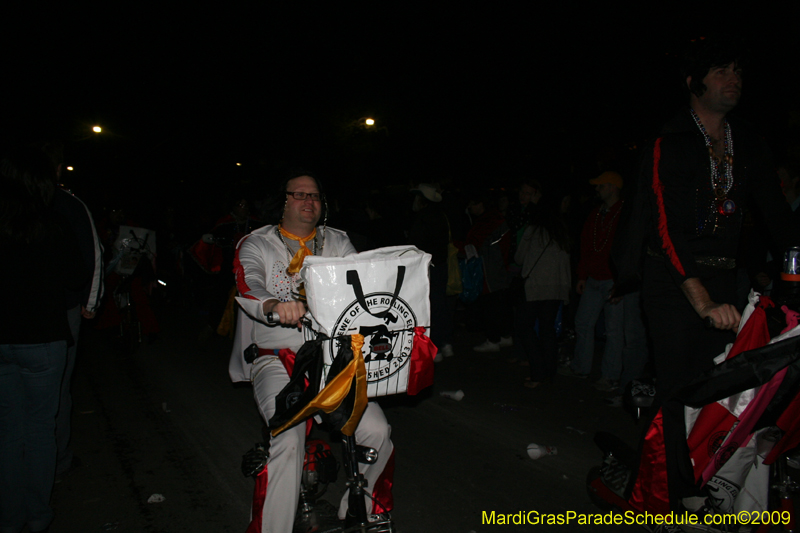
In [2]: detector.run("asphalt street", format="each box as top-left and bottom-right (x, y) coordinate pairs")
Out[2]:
(49, 299), (651, 533)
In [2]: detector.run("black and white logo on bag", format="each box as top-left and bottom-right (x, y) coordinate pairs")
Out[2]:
(331, 267), (416, 383)
(705, 476), (740, 513)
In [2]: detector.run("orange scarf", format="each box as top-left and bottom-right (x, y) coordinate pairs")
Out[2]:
(280, 226), (317, 274)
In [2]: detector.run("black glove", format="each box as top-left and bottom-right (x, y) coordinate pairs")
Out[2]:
(241, 442), (269, 478)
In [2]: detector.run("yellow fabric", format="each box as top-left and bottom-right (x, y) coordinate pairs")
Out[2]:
(279, 226), (317, 274)
(271, 334), (368, 437)
(340, 335), (368, 436)
(446, 242), (462, 296)
(216, 286), (238, 338)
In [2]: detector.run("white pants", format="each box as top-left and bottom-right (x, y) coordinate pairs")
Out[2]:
(251, 356), (394, 533)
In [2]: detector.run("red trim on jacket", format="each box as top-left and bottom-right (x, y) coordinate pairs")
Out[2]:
(652, 138), (686, 277)
(371, 448), (395, 514)
(246, 468), (268, 533)
(234, 235), (259, 300)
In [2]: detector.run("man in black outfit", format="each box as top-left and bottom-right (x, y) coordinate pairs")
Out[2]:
(43, 143), (105, 477)
(634, 36), (797, 512)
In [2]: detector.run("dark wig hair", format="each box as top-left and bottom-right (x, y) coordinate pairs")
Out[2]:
(0, 146), (58, 244)
(681, 35), (750, 97)
(280, 168), (325, 197)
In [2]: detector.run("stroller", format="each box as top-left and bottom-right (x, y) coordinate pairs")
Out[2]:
(587, 290), (800, 532)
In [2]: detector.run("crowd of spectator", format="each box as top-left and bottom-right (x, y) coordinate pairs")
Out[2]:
(3, 134), (799, 531)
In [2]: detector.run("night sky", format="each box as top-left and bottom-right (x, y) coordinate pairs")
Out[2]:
(4, 7), (799, 210)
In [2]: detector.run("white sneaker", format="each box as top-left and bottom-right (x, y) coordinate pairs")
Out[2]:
(473, 340), (500, 353)
(368, 513), (391, 524)
(499, 336), (513, 348)
(441, 344), (454, 357)
(434, 351), (444, 363)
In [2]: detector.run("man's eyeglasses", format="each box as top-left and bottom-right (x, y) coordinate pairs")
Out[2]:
(286, 191), (322, 201)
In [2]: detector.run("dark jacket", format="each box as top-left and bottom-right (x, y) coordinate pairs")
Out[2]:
(52, 188), (104, 312)
(615, 109), (796, 288)
(1, 212), (88, 344)
(461, 209), (511, 293)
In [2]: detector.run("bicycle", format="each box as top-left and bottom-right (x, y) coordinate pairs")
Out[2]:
(106, 226), (157, 355)
(241, 312), (397, 533)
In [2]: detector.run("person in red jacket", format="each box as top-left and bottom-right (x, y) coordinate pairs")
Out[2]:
(560, 172), (625, 391)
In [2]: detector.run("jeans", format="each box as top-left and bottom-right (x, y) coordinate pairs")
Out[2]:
(478, 289), (513, 343)
(514, 300), (562, 382)
(56, 306), (81, 474)
(571, 277), (623, 379)
(0, 341), (67, 533)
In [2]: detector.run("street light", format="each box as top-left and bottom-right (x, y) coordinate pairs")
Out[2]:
(343, 116), (388, 139)
(66, 166), (74, 171)
(92, 126), (102, 133)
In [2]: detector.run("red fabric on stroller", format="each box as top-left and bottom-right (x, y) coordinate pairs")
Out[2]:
(629, 296), (800, 515)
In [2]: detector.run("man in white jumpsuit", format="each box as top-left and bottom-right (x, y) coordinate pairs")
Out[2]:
(230, 173), (395, 533)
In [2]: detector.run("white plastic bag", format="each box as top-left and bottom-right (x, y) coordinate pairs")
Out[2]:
(301, 246), (432, 397)
(110, 225), (157, 276)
